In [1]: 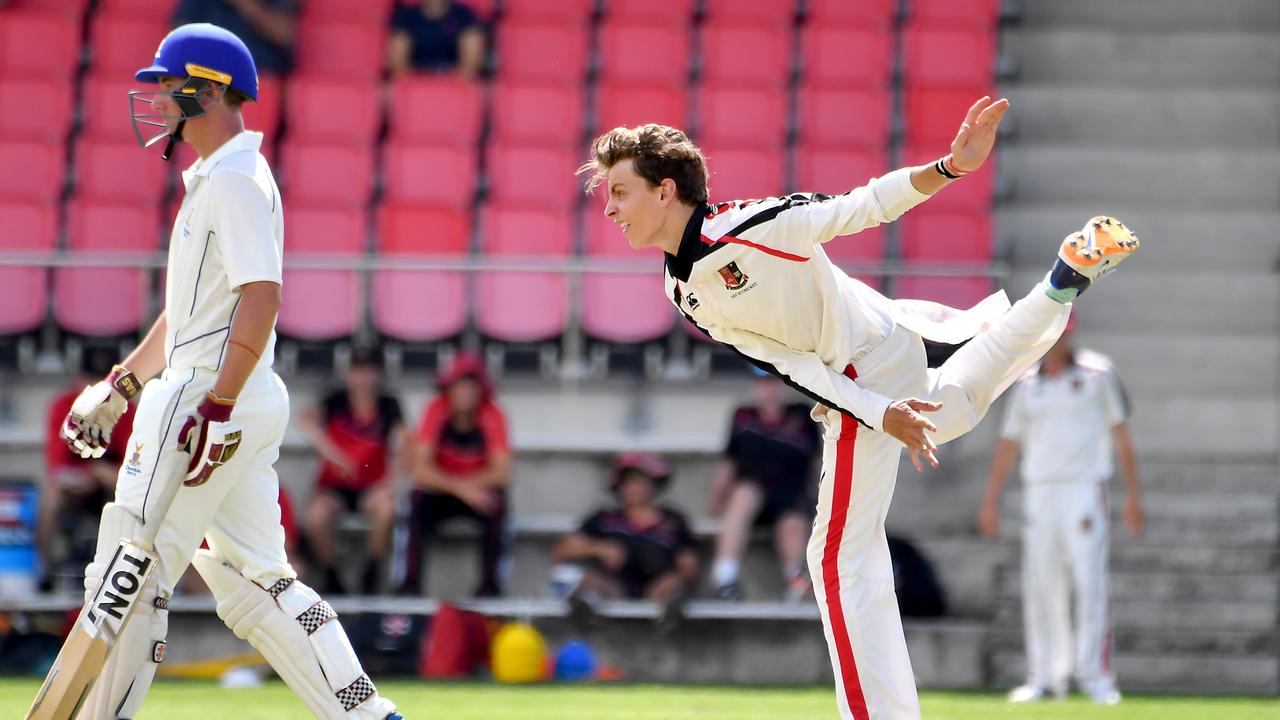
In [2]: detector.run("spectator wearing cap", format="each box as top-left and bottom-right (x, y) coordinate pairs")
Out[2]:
(298, 348), (405, 594)
(388, 0), (487, 79)
(173, 0), (298, 75)
(708, 369), (821, 601)
(550, 453), (700, 606)
(37, 349), (137, 589)
(396, 354), (511, 597)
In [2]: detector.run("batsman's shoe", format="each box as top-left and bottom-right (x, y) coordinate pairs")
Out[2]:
(1046, 216), (1139, 302)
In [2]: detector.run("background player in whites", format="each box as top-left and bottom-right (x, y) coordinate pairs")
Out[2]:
(579, 96), (1139, 719)
(980, 317), (1143, 705)
(56, 24), (400, 719)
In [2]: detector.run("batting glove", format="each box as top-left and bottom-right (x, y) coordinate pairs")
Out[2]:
(177, 392), (242, 487)
(61, 365), (141, 459)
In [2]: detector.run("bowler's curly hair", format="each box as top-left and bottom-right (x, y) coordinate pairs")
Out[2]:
(578, 124), (709, 205)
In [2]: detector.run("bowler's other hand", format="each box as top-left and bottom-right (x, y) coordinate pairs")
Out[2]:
(882, 398), (942, 472)
(950, 96), (1009, 173)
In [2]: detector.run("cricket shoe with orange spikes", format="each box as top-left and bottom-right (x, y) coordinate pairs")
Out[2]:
(1045, 216), (1139, 303)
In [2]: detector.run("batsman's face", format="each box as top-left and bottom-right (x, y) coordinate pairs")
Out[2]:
(603, 159), (669, 251)
(153, 77), (184, 133)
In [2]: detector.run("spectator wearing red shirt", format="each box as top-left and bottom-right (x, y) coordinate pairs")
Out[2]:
(396, 354), (511, 597)
(298, 348), (405, 594)
(37, 350), (137, 586)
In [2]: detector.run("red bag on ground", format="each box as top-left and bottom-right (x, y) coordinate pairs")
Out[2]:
(420, 603), (492, 678)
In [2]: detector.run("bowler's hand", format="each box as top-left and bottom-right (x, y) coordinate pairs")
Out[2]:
(950, 96), (1009, 173)
(882, 399), (942, 471)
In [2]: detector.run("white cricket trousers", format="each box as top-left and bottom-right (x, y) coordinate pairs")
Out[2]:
(808, 285), (1068, 719)
(1021, 482), (1114, 691)
(113, 366), (293, 593)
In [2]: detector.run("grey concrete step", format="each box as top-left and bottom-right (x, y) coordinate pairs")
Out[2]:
(1000, 147), (1280, 208)
(1019, 0), (1280, 30)
(1111, 543), (1279, 574)
(998, 597), (1275, 633)
(990, 624), (1277, 656)
(997, 567), (1279, 605)
(1006, 270), (1279, 337)
(993, 650), (1279, 694)
(1001, 86), (1280, 148)
(1003, 30), (1280, 86)
(997, 207), (1280, 273)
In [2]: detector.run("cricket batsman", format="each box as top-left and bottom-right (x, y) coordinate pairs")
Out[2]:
(579, 98), (1138, 719)
(37, 24), (400, 719)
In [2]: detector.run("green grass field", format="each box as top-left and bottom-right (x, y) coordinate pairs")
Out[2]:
(4, 679), (1277, 719)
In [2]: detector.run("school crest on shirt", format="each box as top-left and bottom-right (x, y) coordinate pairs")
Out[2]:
(125, 442), (144, 477)
(718, 261), (749, 290)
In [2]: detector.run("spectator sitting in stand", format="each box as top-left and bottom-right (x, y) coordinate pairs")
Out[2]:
(37, 349), (136, 590)
(298, 347), (404, 594)
(708, 368), (821, 602)
(388, 0), (486, 79)
(550, 453), (700, 623)
(173, 0), (298, 75)
(396, 353), (511, 598)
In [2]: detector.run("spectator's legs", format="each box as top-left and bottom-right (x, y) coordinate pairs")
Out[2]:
(474, 490), (508, 597)
(359, 483), (397, 594)
(305, 489), (345, 594)
(711, 482), (763, 595)
(35, 483), (65, 577)
(775, 509), (811, 596)
(395, 490), (439, 596)
(578, 568), (626, 600)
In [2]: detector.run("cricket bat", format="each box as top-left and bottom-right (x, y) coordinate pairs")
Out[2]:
(25, 471), (185, 720)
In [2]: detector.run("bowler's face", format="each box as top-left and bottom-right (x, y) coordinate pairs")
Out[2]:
(603, 159), (665, 251)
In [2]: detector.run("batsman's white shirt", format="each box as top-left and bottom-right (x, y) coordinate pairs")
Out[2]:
(166, 130), (282, 372)
(1000, 351), (1129, 485)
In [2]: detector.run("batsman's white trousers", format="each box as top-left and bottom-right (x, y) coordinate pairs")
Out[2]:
(1021, 482), (1114, 691)
(809, 286), (1068, 719)
(113, 366), (293, 594)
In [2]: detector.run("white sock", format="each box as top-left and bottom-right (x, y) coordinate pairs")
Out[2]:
(712, 559), (739, 587)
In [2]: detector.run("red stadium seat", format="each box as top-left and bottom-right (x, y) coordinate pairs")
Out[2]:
(696, 86), (787, 148)
(793, 145), (889, 198)
(475, 206), (571, 342)
(489, 82), (584, 147)
(700, 145), (785, 203)
(909, 0), (1001, 28)
(89, 14), (168, 74)
(56, 200), (157, 336)
(286, 78), (381, 145)
(0, 140), (63, 202)
(0, 201), (56, 334)
(702, 0), (796, 24)
(0, 78), (73, 142)
(700, 25), (792, 88)
(894, 276), (992, 309)
(82, 75), (145, 142)
(604, 0), (695, 24)
(296, 22), (386, 82)
(495, 23), (589, 84)
(0, 9), (82, 79)
(277, 204), (366, 341)
(598, 21), (691, 87)
(900, 142), (995, 212)
(96, 0), (178, 18)
(372, 203), (470, 341)
(280, 142), (375, 208)
(902, 25), (996, 88)
(382, 143), (476, 207)
(387, 76), (484, 145)
(594, 82), (688, 134)
(74, 137), (169, 205)
(243, 74), (283, 141)
(806, 0), (896, 26)
(904, 87), (995, 146)
(796, 85), (890, 149)
(899, 211), (993, 262)
(301, 0), (393, 23)
(800, 25), (893, 88)
(580, 208), (674, 342)
(5, 0), (89, 18)
(485, 143), (581, 209)
(502, 0), (593, 24)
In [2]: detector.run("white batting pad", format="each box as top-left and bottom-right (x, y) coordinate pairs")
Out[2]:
(191, 550), (396, 720)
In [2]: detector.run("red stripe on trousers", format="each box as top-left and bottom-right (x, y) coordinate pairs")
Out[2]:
(823, 412), (868, 719)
